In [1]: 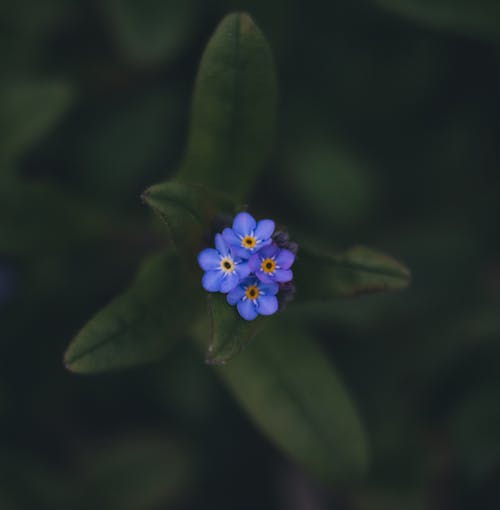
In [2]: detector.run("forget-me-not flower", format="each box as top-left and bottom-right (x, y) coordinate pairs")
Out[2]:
(248, 243), (295, 284)
(198, 234), (250, 293)
(227, 276), (279, 321)
(222, 212), (275, 259)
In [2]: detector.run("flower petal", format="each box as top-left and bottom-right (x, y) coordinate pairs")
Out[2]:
(259, 238), (273, 249)
(257, 295), (278, 316)
(259, 283), (279, 296)
(202, 270), (223, 292)
(258, 243), (279, 259)
(215, 233), (229, 256)
(222, 227), (240, 247)
(275, 249), (295, 269)
(231, 245), (251, 260)
(235, 261), (250, 280)
(219, 272), (239, 293)
(197, 248), (220, 271)
(239, 276), (255, 288)
(254, 271), (274, 284)
(237, 299), (258, 321)
(227, 285), (245, 305)
(274, 269), (293, 282)
(248, 253), (261, 273)
(233, 212), (256, 236)
(254, 219), (275, 241)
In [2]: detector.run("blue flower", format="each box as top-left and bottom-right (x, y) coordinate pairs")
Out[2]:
(222, 212), (275, 259)
(198, 234), (250, 293)
(248, 243), (295, 284)
(227, 277), (279, 321)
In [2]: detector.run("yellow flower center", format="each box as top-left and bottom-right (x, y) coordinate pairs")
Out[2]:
(220, 257), (235, 274)
(245, 285), (260, 301)
(261, 258), (276, 274)
(241, 236), (257, 249)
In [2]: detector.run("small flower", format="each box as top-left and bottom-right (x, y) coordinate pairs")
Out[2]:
(198, 234), (250, 293)
(227, 277), (279, 321)
(248, 243), (295, 284)
(222, 212), (275, 259)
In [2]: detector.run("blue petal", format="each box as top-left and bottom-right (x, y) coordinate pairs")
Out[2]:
(197, 248), (220, 271)
(215, 233), (229, 256)
(254, 271), (274, 284)
(258, 243), (279, 259)
(259, 282), (279, 296)
(248, 253), (261, 273)
(235, 261), (250, 280)
(233, 212), (256, 236)
(237, 299), (258, 320)
(227, 285), (245, 305)
(275, 249), (295, 270)
(274, 269), (293, 282)
(219, 272), (239, 293)
(257, 295), (278, 316)
(259, 238), (273, 249)
(231, 245), (252, 260)
(222, 227), (240, 247)
(202, 270), (223, 292)
(254, 219), (275, 241)
(240, 276), (258, 288)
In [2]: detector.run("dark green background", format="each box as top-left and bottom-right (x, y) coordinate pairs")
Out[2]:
(1, 0), (500, 508)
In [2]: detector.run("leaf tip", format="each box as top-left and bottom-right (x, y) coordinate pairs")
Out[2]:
(238, 12), (256, 32)
(140, 187), (152, 205)
(63, 352), (76, 373)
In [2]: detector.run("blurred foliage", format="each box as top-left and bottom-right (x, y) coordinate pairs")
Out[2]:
(1, 0), (500, 509)
(372, 0), (500, 41)
(106, 0), (201, 67)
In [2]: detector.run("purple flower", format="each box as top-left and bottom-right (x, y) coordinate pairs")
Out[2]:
(198, 234), (250, 293)
(248, 243), (295, 284)
(222, 212), (275, 259)
(227, 277), (279, 321)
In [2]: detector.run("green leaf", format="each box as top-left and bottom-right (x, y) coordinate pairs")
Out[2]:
(372, 0), (500, 42)
(0, 80), (73, 164)
(295, 244), (411, 302)
(203, 293), (270, 365)
(206, 321), (369, 483)
(107, 0), (199, 66)
(64, 251), (199, 374)
(177, 12), (277, 201)
(142, 181), (236, 263)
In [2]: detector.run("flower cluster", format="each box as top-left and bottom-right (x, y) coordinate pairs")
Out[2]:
(197, 212), (296, 321)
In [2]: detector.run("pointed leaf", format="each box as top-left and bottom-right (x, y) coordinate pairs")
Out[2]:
(372, 0), (500, 42)
(204, 322), (369, 483)
(142, 181), (235, 263)
(177, 13), (277, 200)
(204, 293), (270, 365)
(64, 251), (199, 374)
(0, 80), (73, 164)
(295, 244), (411, 302)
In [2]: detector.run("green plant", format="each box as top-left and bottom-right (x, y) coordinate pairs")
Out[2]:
(63, 13), (410, 485)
